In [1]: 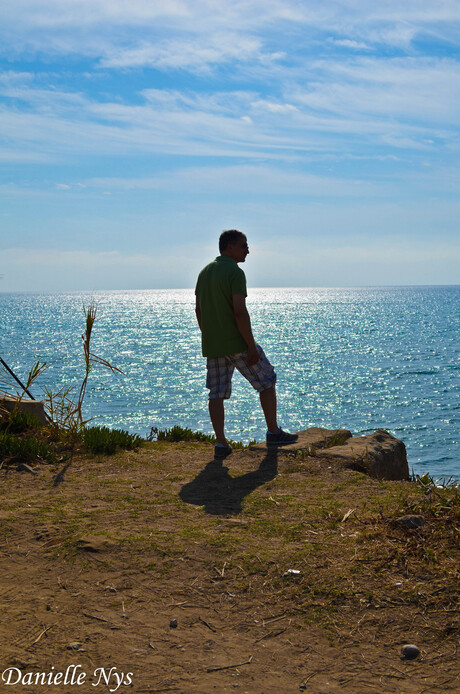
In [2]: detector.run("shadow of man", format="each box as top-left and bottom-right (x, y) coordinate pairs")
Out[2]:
(179, 450), (278, 516)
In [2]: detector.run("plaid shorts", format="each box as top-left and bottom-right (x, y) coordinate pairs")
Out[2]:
(206, 344), (277, 399)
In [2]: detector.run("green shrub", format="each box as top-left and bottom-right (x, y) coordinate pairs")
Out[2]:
(82, 426), (144, 455)
(148, 425), (255, 449)
(0, 408), (43, 434)
(149, 425), (216, 444)
(0, 432), (55, 464)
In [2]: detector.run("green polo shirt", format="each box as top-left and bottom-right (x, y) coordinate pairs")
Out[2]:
(195, 256), (248, 358)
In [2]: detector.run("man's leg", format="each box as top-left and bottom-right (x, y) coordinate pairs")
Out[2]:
(206, 356), (233, 450)
(231, 346), (298, 445)
(259, 385), (278, 434)
(208, 398), (227, 446)
(231, 346), (278, 432)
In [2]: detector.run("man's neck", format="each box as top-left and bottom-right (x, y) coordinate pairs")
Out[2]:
(221, 251), (239, 263)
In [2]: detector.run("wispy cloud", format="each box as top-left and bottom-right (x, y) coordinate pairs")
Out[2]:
(330, 39), (372, 50)
(84, 164), (372, 197)
(99, 34), (264, 72)
(0, 0), (459, 288)
(293, 57), (460, 124)
(1, 67), (455, 170)
(2, 0), (460, 68)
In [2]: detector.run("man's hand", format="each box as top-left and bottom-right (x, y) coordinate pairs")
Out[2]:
(247, 344), (260, 366)
(195, 296), (202, 331)
(233, 294), (259, 365)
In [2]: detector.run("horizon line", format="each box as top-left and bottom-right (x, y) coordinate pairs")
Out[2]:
(1, 283), (459, 295)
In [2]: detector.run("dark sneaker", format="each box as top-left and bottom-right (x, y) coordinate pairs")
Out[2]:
(214, 444), (233, 459)
(266, 428), (298, 446)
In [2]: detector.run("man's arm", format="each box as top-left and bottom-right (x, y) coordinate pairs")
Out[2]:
(195, 296), (202, 331)
(233, 294), (259, 366)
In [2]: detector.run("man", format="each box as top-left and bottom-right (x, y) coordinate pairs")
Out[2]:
(195, 229), (298, 459)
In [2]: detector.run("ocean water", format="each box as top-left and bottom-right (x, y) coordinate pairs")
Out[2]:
(0, 287), (458, 480)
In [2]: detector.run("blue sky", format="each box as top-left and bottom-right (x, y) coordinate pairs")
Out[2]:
(1, 0), (459, 290)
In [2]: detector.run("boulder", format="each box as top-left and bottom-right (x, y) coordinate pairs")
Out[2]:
(250, 427), (352, 453)
(251, 427), (409, 481)
(317, 429), (409, 481)
(0, 396), (48, 426)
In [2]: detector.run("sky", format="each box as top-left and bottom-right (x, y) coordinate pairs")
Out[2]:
(1, 0), (460, 290)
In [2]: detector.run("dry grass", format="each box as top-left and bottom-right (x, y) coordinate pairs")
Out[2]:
(0, 442), (459, 693)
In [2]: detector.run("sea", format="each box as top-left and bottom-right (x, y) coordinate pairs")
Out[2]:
(1, 286), (458, 481)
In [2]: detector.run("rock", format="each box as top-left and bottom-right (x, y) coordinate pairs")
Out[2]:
(0, 396), (48, 425)
(67, 642), (83, 651)
(16, 463), (38, 475)
(250, 427), (409, 481)
(317, 429), (409, 481)
(250, 427), (352, 453)
(394, 515), (426, 529)
(401, 644), (420, 660)
(169, 619), (178, 628)
(75, 536), (115, 553)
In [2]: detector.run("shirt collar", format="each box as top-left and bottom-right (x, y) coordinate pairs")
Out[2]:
(216, 255), (236, 263)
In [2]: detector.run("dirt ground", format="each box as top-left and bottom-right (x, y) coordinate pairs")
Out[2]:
(1, 442), (459, 694)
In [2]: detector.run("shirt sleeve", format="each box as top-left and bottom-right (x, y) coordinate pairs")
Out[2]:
(231, 267), (247, 297)
(195, 271), (202, 295)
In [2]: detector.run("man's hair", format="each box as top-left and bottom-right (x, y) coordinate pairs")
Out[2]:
(219, 229), (246, 253)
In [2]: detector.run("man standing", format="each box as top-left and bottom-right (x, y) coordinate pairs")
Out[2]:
(195, 229), (298, 459)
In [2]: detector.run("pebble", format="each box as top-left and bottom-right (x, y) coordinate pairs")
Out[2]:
(17, 463), (37, 475)
(169, 619), (178, 628)
(401, 644), (420, 660)
(395, 515), (426, 529)
(67, 642), (83, 651)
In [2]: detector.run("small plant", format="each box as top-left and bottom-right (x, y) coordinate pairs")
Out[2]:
(0, 359), (50, 434)
(82, 426), (143, 455)
(148, 425), (255, 448)
(0, 302), (127, 466)
(2, 303), (123, 439)
(0, 408), (43, 434)
(0, 363), (52, 469)
(42, 301), (123, 435)
(0, 431), (55, 465)
(148, 425), (217, 444)
(43, 384), (81, 434)
(322, 431), (351, 448)
(76, 302), (123, 427)
(0, 358), (47, 402)
(414, 471), (459, 490)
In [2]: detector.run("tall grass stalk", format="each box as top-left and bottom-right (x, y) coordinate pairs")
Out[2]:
(43, 301), (123, 432)
(76, 301), (123, 427)
(0, 359), (47, 402)
(0, 301), (123, 435)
